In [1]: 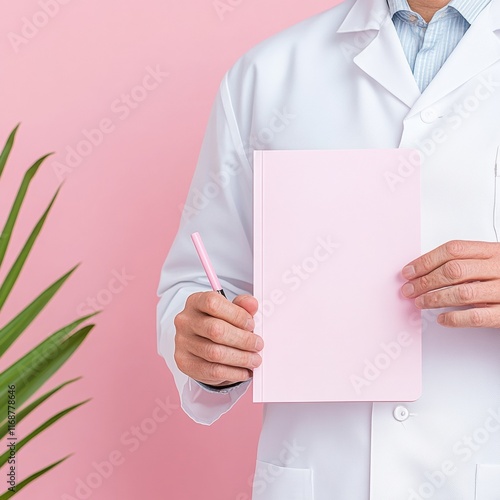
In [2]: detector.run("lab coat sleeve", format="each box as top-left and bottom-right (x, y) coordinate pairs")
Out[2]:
(156, 71), (255, 426)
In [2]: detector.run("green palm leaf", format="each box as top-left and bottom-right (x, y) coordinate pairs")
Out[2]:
(0, 186), (60, 311)
(0, 124), (19, 179)
(0, 377), (81, 439)
(0, 125), (96, 496)
(0, 400), (89, 468)
(0, 266), (81, 357)
(0, 324), (94, 418)
(0, 455), (72, 499)
(0, 152), (53, 268)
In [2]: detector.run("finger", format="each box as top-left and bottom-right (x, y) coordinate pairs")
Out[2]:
(190, 291), (255, 331)
(414, 281), (500, 309)
(191, 311), (264, 352)
(437, 306), (500, 328)
(182, 354), (253, 385)
(233, 294), (259, 318)
(401, 240), (495, 280)
(187, 335), (262, 370)
(401, 259), (497, 298)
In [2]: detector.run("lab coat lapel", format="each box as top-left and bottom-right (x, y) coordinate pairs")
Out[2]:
(337, 0), (421, 108)
(408, 0), (500, 117)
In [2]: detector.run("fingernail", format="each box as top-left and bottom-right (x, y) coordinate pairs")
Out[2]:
(246, 318), (255, 331)
(402, 265), (416, 279)
(255, 336), (264, 351)
(251, 354), (262, 368)
(414, 296), (423, 308)
(401, 283), (415, 297)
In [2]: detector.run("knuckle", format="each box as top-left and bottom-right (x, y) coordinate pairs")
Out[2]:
(173, 312), (186, 331)
(420, 252), (435, 272)
(174, 334), (188, 356)
(204, 293), (220, 316)
(205, 343), (224, 363)
(418, 295), (428, 308)
(185, 292), (199, 309)
(208, 363), (226, 381)
(174, 350), (186, 371)
(457, 283), (475, 303)
(470, 308), (486, 327)
(174, 329), (184, 349)
(419, 274), (431, 290)
(205, 319), (225, 343)
(443, 260), (463, 281)
(445, 240), (465, 258)
(428, 292), (439, 307)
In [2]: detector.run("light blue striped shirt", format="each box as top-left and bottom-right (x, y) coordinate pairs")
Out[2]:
(388, 0), (491, 91)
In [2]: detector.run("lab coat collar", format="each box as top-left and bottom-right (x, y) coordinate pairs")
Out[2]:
(338, 0), (421, 108)
(337, 0), (389, 33)
(337, 0), (500, 113)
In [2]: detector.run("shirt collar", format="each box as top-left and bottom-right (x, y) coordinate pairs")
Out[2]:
(387, 0), (491, 25)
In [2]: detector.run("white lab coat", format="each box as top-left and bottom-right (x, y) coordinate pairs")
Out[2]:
(156, 0), (500, 497)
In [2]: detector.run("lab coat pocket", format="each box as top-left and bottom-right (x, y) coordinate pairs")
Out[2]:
(252, 460), (313, 500)
(475, 464), (500, 500)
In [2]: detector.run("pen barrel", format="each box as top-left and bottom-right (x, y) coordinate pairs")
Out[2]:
(217, 289), (227, 299)
(191, 232), (223, 291)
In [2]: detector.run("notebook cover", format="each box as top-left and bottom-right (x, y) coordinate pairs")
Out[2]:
(253, 149), (421, 403)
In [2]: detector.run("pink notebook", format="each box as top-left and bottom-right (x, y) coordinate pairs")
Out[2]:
(253, 149), (421, 403)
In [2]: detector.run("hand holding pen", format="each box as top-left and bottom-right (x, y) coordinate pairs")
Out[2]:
(172, 232), (263, 388)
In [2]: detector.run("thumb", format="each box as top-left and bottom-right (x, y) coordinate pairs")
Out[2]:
(233, 294), (259, 317)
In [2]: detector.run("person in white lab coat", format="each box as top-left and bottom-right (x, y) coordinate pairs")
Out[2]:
(157, 0), (500, 497)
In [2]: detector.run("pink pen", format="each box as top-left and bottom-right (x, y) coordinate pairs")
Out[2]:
(191, 232), (227, 298)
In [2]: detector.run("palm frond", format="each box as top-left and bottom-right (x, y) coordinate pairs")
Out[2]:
(0, 152), (53, 268)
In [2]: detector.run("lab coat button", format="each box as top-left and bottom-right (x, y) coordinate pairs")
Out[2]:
(421, 108), (438, 123)
(393, 405), (410, 422)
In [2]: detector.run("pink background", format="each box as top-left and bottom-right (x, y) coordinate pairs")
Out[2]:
(0, 1), (337, 499)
